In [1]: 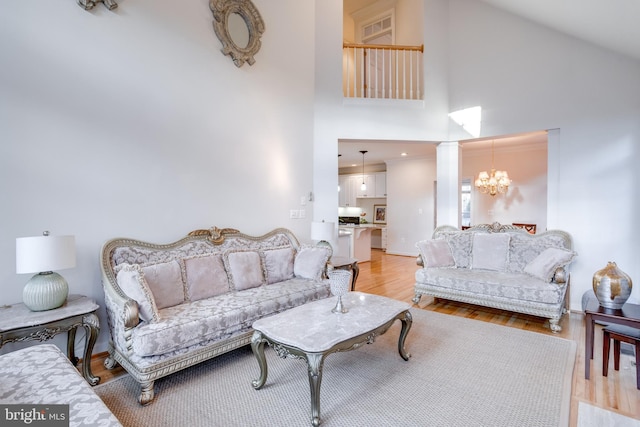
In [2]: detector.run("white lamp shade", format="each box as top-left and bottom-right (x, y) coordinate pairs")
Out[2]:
(311, 221), (335, 242)
(16, 235), (76, 274)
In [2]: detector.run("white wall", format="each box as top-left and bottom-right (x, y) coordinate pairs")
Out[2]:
(463, 143), (547, 230)
(446, 0), (640, 310)
(0, 0), (317, 353)
(386, 156), (437, 255)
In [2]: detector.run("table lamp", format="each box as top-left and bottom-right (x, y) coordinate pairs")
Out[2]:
(16, 231), (76, 311)
(311, 221), (335, 250)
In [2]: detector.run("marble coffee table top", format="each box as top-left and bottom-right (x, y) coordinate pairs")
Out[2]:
(252, 292), (410, 353)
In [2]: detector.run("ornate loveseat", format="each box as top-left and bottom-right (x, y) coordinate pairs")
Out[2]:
(413, 223), (575, 332)
(100, 227), (332, 405)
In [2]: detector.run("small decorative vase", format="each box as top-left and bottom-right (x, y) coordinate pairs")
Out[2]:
(328, 270), (351, 314)
(592, 262), (632, 310)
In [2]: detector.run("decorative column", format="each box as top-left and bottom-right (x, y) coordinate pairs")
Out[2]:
(436, 141), (461, 227)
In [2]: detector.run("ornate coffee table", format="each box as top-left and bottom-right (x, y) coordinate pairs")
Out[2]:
(250, 292), (412, 426)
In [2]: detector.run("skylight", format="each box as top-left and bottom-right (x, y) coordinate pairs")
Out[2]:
(448, 106), (482, 138)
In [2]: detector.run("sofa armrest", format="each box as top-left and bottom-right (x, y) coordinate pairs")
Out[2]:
(102, 277), (141, 329)
(552, 266), (568, 285)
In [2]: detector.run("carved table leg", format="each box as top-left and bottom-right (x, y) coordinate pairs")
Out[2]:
(398, 310), (412, 361)
(67, 327), (79, 366)
(350, 262), (359, 291)
(305, 353), (326, 427)
(251, 331), (268, 389)
(81, 312), (101, 385)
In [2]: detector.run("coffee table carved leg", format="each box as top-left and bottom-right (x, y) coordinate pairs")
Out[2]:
(305, 353), (325, 427)
(398, 310), (412, 361)
(251, 331), (268, 389)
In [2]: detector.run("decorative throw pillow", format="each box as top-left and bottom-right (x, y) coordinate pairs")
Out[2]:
(524, 247), (577, 282)
(416, 240), (455, 268)
(442, 232), (473, 268)
(471, 233), (510, 271)
(293, 245), (332, 280)
(182, 254), (230, 301)
(262, 247), (295, 284)
(141, 260), (185, 309)
(115, 263), (159, 323)
(223, 250), (266, 291)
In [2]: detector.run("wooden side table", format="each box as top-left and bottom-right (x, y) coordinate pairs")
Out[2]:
(329, 256), (359, 291)
(0, 294), (100, 385)
(584, 299), (640, 380)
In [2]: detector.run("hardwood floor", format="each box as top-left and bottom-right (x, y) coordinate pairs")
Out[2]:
(87, 249), (640, 425)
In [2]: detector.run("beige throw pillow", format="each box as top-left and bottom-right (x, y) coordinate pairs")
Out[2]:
(262, 247), (295, 284)
(223, 250), (266, 291)
(416, 240), (455, 268)
(183, 254), (230, 301)
(293, 245), (331, 280)
(115, 263), (160, 323)
(524, 247), (577, 282)
(141, 260), (185, 309)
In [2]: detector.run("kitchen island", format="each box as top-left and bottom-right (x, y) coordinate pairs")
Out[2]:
(338, 225), (383, 262)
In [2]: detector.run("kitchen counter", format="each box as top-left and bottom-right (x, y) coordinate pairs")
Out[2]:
(338, 225), (386, 262)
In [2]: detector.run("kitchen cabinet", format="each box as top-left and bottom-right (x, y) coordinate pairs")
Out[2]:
(374, 172), (386, 197)
(339, 172), (386, 205)
(338, 175), (359, 207)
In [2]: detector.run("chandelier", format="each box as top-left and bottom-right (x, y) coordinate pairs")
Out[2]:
(474, 140), (510, 196)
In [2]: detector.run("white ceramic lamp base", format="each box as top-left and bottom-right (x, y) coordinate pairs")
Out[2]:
(23, 272), (69, 311)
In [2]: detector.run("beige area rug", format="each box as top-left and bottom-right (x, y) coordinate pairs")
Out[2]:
(95, 309), (575, 427)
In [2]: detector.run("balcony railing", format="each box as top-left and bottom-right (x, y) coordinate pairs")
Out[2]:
(342, 43), (424, 100)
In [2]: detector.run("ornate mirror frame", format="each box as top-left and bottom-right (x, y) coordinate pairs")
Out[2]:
(209, 0), (265, 67)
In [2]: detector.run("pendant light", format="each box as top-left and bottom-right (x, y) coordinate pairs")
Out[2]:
(359, 150), (368, 191)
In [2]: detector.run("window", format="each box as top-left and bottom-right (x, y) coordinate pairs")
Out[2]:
(461, 178), (471, 227)
(362, 15), (393, 42)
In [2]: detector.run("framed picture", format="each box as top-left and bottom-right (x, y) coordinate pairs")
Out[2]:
(373, 205), (387, 224)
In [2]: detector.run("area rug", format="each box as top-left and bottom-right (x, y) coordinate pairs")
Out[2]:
(95, 309), (575, 426)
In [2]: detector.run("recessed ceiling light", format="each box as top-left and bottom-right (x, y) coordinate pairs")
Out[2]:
(401, 152), (408, 156)
(351, 164), (357, 167)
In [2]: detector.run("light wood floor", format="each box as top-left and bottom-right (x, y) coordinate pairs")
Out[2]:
(87, 249), (640, 425)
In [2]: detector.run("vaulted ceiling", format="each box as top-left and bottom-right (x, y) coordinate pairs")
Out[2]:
(344, 0), (640, 61)
(479, 0), (640, 62)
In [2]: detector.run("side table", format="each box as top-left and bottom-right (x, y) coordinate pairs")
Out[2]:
(0, 294), (101, 385)
(584, 299), (640, 380)
(329, 256), (359, 291)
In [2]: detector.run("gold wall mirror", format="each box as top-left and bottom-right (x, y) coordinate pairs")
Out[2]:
(210, 0), (265, 67)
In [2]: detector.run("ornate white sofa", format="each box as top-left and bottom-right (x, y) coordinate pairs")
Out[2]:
(0, 344), (122, 426)
(100, 227), (332, 405)
(413, 223), (576, 332)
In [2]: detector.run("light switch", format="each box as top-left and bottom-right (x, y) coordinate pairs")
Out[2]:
(299, 209), (306, 218)
(290, 210), (299, 219)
